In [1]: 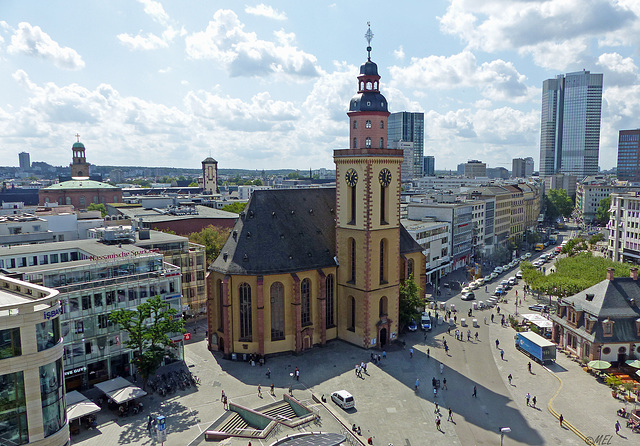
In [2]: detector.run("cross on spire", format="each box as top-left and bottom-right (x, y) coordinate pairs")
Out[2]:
(75, 133), (81, 142)
(365, 22), (373, 60)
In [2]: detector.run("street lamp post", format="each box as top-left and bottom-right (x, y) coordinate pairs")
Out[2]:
(500, 427), (511, 446)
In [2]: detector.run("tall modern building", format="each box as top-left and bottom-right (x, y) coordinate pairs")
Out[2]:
(617, 129), (640, 182)
(18, 152), (30, 171)
(388, 111), (424, 178)
(539, 70), (603, 178)
(464, 160), (486, 178)
(423, 156), (435, 176)
(512, 157), (534, 178)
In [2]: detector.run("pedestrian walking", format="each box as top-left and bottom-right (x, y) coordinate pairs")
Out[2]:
(491, 314), (495, 323)
(528, 362), (532, 373)
(382, 351), (386, 359)
(532, 396), (537, 408)
(559, 414), (564, 428)
(454, 315), (457, 324)
(443, 378), (447, 390)
(409, 348), (413, 359)
(615, 420), (621, 435)
(467, 330), (471, 341)
(448, 326), (452, 335)
(355, 364), (359, 376)
(258, 384), (262, 397)
(484, 316), (487, 325)
(495, 339), (500, 349)
(526, 392), (530, 406)
(500, 349), (505, 360)
(295, 369), (300, 381)
(435, 415), (441, 431)
(475, 331), (479, 340)
(445, 344), (449, 355)
(508, 374), (512, 385)
(440, 363), (444, 374)
(447, 407), (454, 422)
(472, 385), (477, 397)
(434, 402), (439, 414)
(223, 395), (228, 409)
(415, 378), (420, 391)
(434, 387), (437, 397)
(362, 362), (368, 374)
(266, 368), (271, 379)
(147, 414), (154, 431)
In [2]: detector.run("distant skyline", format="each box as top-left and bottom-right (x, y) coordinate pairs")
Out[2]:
(1, 1), (640, 171)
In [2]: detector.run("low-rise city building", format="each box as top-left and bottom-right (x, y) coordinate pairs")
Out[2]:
(0, 239), (183, 391)
(551, 268), (640, 363)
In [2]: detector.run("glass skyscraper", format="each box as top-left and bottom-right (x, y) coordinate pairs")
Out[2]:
(388, 112), (424, 178)
(617, 129), (640, 182)
(539, 70), (603, 178)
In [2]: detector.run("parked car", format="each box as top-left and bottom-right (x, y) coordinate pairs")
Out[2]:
(494, 266), (504, 274)
(524, 253), (532, 259)
(494, 288), (506, 296)
(528, 304), (549, 312)
(508, 277), (517, 286)
(408, 319), (418, 331)
(421, 313), (432, 331)
(490, 272), (498, 280)
(484, 275), (492, 283)
(516, 270), (523, 279)
(331, 390), (355, 409)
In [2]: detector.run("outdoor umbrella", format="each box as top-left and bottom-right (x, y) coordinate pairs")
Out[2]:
(587, 360), (612, 370)
(625, 359), (640, 368)
(637, 370), (640, 377)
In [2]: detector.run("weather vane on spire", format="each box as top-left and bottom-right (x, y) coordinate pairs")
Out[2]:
(365, 22), (373, 60)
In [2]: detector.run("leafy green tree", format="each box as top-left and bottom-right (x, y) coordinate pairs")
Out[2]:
(221, 202), (247, 214)
(87, 203), (107, 217)
(399, 274), (424, 329)
(188, 182), (198, 187)
(546, 189), (573, 220)
(188, 225), (231, 264)
(130, 179), (152, 188)
(287, 171), (302, 179)
(595, 197), (611, 225)
(521, 252), (630, 298)
(526, 231), (541, 245)
(588, 233), (604, 245)
(109, 295), (185, 387)
(252, 179), (263, 186)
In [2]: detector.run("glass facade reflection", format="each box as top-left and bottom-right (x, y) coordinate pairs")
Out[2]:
(40, 359), (66, 438)
(539, 71), (603, 178)
(0, 327), (21, 359)
(36, 318), (61, 352)
(617, 130), (640, 182)
(0, 371), (28, 445)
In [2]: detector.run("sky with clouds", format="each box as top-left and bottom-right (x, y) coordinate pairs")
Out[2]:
(1, 0), (640, 172)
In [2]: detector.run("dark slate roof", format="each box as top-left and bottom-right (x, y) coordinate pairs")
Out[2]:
(360, 60), (379, 76)
(210, 187), (422, 276)
(349, 92), (388, 113)
(210, 188), (337, 275)
(563, 277), (640, 319)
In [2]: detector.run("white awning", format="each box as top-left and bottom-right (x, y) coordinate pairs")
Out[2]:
(66, 391), (101, 421)
(94, 376), (147, 404)
(522, 313), (553, 329)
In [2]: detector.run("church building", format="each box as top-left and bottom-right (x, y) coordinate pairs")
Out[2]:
(206, 27), (426, 357)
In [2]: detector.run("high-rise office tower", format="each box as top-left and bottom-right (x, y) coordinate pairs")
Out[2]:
(617, 129), (640, 182)
(388, 111), (424, 178)
(512, 157), (534, 178)
(539, 70), (603, 178)
(423, 156), (435, 176)
(18, 152), (30, 170)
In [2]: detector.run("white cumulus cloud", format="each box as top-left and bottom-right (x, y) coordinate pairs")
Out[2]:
(8, 22), (84, 70)
(245, 4), (287, 20)
(185, 9), (319, 79)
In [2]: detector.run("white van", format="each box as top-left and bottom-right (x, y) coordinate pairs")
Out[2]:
(331, 390), (355, 409)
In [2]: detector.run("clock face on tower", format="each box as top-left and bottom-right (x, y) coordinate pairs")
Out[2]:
(345, 168), (358, 187)
(378, 168), (392, 187)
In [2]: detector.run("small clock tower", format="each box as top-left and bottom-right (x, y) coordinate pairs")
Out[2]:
(202, 157), (218, 195)
(334, 25), (404, 349)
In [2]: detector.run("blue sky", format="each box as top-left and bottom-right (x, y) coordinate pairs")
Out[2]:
(1, 0), (639, 172)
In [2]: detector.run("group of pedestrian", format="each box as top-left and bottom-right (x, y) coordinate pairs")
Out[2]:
(525, 392), (537, 408)
(355, 362), (368, 378)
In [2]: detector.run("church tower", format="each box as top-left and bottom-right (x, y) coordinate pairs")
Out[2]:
(70, 134), (90, 179)
(202, 157), (218, 194)
(334, 25), (404, 349)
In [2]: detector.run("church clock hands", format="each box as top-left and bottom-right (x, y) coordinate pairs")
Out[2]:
(345, 168), (358, 187)
(378, 168), (391, 187)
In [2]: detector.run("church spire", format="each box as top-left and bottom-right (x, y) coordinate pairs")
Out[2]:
(365, 22), (373, 61)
